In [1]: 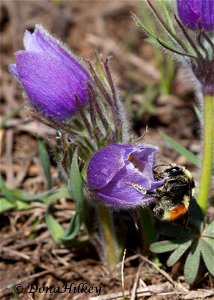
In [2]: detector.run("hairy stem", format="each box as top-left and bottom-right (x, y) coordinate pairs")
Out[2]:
(198, 94), (214, 214)
(97, 204), (120, 270)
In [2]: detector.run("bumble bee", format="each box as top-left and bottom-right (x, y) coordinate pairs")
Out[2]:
(152, 164), (195, 221)
(128, 164), (195, 222)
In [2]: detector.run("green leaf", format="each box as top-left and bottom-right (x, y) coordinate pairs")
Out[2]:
(159, 0), (175, 33)
(202, 221), (214, 238)
(184, 242), (201, 284)
(157, 38), (196, 59)
(62, 150), (84, 242)
(133, 14), (157, 39)
(56, 150), (90, 244)
(16, 200), (29, 210)
(160, 131), (200, 167)
(200, 239), (214, 276)
(12, 188), (55, 202)
(0, 175), (16, 203)
(201, 222), (214, 250)
(150, 240), (186, 253)
(61, 213), (80, 241)
(38, 139), (52, 190)
(203, 236), (214, 251)
(0, 197), (29, 212)
(0, 198), (15, 212)
(45, 210), (64, 244)
(42, 187), (71, 205)
(81, 161), (89, 181)
(69, 149), (84, 204)
(11, 187), (71, 204)
(134, 12), (190, 59)
(167, 240), (192, 266)
(194, 106), (202, 123)
(94, 56), (110, 91)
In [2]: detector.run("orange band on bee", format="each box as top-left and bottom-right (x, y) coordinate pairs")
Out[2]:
(168, 203), (187, 221)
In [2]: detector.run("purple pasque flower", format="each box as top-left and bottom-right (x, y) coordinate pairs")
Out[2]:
(177, 0), (214, 30)
(87, 144), (165, 208)
(9, 25), (90, 120)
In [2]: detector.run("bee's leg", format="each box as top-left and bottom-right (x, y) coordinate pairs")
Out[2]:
(146, 190), (157, 196)
(124, 181), (156, 196)
(154, 164), (170, 169)
(153, 170), (164, 180)
(153, 201), (165, 220)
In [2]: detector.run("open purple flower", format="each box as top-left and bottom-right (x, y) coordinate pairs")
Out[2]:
(87, 144), (165, 208)
(177, 0), (214, 30)
(9, 25), (90, 120)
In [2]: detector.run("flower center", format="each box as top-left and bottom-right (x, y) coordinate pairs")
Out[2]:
(128, 154), (142, 172)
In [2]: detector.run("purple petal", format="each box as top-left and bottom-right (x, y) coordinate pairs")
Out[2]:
(87, 144), (157, 190)
(201, 0), (214, 30)
(9, 64), (19, 79)
(96, 166), (155, 208)
(32, 25), (89, 79)
(151, 178), (165, 190)
(23, 30), (43, 52)
(96, 192), (154, 208)
(16, 51), (89, 119)
(127, 147), (157, 173)
(177, 0), (214, 30)
(87, 145), (126, 190)
(87, 143), (164, 208)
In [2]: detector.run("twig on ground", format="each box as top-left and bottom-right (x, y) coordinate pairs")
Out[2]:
(181, 289), (214, 300)
(130, 262), (142, 300)
(139, 255), (189, 293)
(138, 255), (175, 287)
(1, 246), (31, 261)
(0, 270), (52, 297)
(90, 282), (173, 300)
(121, 249), (126, 300)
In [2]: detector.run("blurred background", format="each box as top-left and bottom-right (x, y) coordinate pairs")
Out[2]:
(0, 1), (203, 299)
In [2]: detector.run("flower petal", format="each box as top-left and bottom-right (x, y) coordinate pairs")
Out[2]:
(23, 30), (43, 52)
(9, 64), (19, 79)
(127, 146), (157, 174)
(202, 0), (214, 30)
(16, 51), (89, 119)
(96, 166), (155, 208)
(33, 25), (89, 79)
(87, 144), (126, 190)
(151, 178), (165, 190)
(87, 143), (165, 209)
(177, 0), (214, 30)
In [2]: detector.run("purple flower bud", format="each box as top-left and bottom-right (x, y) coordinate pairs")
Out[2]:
(87, 144), (165, 208)
(177, 0), (214, 30)
(9, 25), (90, 119)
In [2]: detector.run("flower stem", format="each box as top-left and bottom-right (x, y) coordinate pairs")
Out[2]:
(97, 204), (120, 270)
(138, 208), (156, 252)
(197, 94), (214, 214)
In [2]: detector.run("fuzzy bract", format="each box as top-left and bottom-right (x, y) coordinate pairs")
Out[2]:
(9, 25), (90, 120)
(177, 0), (214, 30)
(87, 144), (165, 208)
